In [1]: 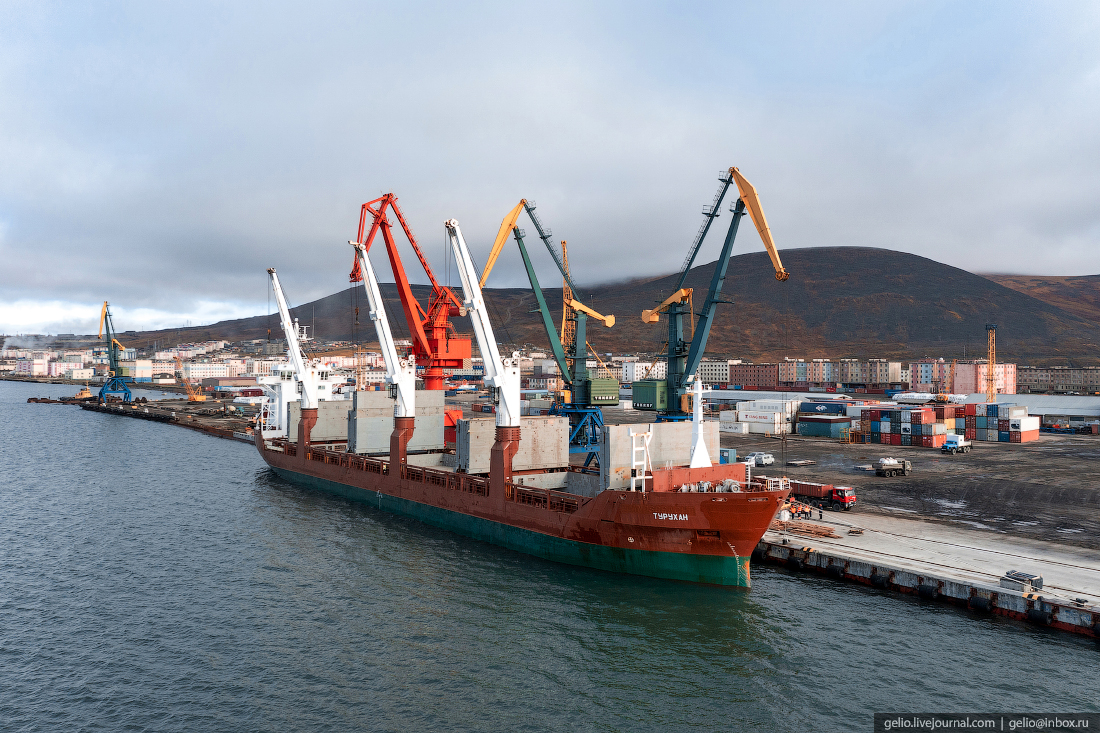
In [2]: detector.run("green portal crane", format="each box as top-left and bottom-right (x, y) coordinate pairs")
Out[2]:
(481, 200), (616, 469)
(636, 167), (789, 420)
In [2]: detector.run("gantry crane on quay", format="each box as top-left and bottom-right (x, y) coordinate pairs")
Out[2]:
(480, 199), (616, 469)
(635, 167), (789, 421)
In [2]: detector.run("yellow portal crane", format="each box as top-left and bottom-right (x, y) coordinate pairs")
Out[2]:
(986, 324), (997, 403)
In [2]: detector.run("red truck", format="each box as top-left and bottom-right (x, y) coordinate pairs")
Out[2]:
(789, 479), (857, 511)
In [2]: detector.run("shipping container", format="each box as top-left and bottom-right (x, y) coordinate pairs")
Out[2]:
(632, 380), (667, 410)
(798, 420), (848, 438)
(1010, 416), (1040, 431)
(999, 430), (1010, 442)
(799, 402), (847, 416)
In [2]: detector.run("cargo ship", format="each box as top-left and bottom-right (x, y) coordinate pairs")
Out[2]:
(253, 218), (787, 587)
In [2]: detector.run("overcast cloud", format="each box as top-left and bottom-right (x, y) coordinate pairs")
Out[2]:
(2, 1), (1099, 335)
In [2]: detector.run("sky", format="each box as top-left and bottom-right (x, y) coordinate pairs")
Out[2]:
(2, 1), (1099, 335)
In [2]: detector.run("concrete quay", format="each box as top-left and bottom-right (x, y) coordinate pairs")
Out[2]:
(755, 512), (1100, 637)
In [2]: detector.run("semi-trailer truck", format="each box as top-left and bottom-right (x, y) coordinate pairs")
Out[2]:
(788, 479), (857, 511)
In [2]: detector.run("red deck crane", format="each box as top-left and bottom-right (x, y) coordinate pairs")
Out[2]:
(350, 193), (471, 390)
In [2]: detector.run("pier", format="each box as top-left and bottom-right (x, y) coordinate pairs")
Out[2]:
(756, 512), (1100, 637)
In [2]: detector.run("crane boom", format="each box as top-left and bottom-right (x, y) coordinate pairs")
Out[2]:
(351, 242), (416, 418)
(731, 168), (789, 281)
(675, 170), (736, 290)
(267, 268), (317, 410)
(445, 219), (521, 428)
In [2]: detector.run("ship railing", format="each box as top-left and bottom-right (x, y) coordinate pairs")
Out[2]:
(750, 476), (790, 493)
(512, 484), (581, 514)
(287, 442), (489, 496)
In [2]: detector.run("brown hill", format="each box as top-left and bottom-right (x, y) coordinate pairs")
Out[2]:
(122, 248), (1100, 366)
(982, 274), (1100, 324)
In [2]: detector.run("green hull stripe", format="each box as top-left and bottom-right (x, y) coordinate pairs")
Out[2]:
(272, 467), (751, 587)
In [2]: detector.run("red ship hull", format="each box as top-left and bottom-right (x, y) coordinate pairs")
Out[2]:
(256, 434), (787, 587)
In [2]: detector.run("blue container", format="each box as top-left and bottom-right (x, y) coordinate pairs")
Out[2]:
(999, 431), (1010, 442)
(798, 420), (848, 438)
(800, 402), (846, 416)
(956, 418), (965, 430)
(719, 448), (737, 464)
(976, 416), (987, 429)
(988, 404), (999, 418)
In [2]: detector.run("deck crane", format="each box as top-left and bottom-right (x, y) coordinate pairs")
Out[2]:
(353, 194), (471, 391)
(350, 241), (418, 467)
(267, 267), (322, 445)
(480, 200), (617, 468)
(97, 301), (132, 403)
(445, 218), (522, 501)
(637, 167), (789, 420)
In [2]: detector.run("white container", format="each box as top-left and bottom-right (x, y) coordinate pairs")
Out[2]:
(1007, 406), (1028, 418)
(901, 410), (911, 423)
(738, 410), (782, 424)
(975, 404), (986, 417)
(932, 423), (946, 435)
(720, 422), (749, 434)
(1010, 416), (1040, 431)
(746, 421), (790, 435)
(881, 423), (892, 434)
(736, 400), (798, 416)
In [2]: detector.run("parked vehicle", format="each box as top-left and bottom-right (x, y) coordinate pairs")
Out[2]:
(875, 458), (912, 477)
(941, 435), (972, 454)
(789, 480), (857, 511)
(745, 452), (775, 467)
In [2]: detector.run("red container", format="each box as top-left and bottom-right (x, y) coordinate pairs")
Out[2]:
(965, 428), (976, 440)
(1019, 429), (1040, 442)
(998, 419), (1010, 431)
(964, 403), (977, 416)
(880, 434), (890, 444)
(891, 434), (901, 446)
(965, 416), (976, 428)
(1010, 431), (1021, 443)
(921, 436), (933, 447)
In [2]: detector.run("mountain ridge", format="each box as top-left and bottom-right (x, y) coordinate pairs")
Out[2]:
(116, 247), (1100, 366)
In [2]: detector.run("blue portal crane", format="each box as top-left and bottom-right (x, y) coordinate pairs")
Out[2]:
(97, 301), (133, 403)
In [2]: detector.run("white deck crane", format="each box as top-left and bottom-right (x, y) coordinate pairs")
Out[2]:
(444, 219), (521, 427)
(350, 242), (416, 417)
(267, 267), (318, 411)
